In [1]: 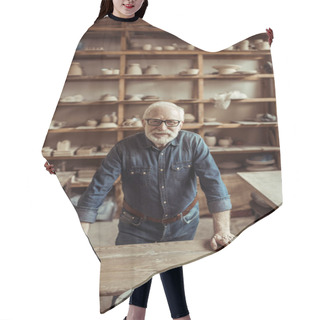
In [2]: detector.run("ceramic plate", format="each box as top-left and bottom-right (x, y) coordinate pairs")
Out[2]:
(212, 64), (241, 70)
(246, 158), (275, 165)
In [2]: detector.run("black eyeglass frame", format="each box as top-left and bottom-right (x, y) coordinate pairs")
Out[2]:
(145, 119), (183, 127)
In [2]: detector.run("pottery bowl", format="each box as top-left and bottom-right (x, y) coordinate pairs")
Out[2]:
(218, 138), (233, 147)
(187, 68), (199, 75)
(204, 136), (217, 146)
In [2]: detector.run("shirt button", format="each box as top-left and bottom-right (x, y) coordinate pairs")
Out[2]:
(161, 153), (164, 156)
(161, 186), (164, 189)
(177, 167), (180, 170)
(163, 201), (167, 204)
(160, 168), (164, 171)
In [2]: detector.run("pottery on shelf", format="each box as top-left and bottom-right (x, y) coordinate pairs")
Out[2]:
(204, 117), (217, 122)
(97, 123), (118, 128)
(101, 114), (111, 123)
(68, 62), (83, 76)
(122, 115), (143, 127)
(218, 137), (233, 147)
(144, 65), (160, 75)
(57, 140), (71, 151)
(110, 112), (118, 123)
(186, 68), (199, 75)
(256, 41), (270, 50)
(101, 94), (118, 101)
(184, 113), (196, 123)
(127, 63), (142, 75)
(239, 40), (249, 50)
(143, 44), (152, 50)
(204, 136), (217, 146)
(128, 94), (142, 101)
(101, 68), (113, 75)
(60, 94), (84, 102)
(212, 64), (241, 75)
(86, 119), (98, 127)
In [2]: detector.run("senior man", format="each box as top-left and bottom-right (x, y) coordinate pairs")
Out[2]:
(76, 101), (235, 320)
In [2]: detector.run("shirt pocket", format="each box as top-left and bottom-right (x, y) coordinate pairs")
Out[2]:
(171, 161), (193, 181)
(182, 202), (200, 225)
(125, 167), (151, 187)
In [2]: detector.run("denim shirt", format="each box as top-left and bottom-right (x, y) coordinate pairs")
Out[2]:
(75, 130), (232, 223)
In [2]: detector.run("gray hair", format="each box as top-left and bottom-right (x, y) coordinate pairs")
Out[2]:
(142, 101), (185, 120)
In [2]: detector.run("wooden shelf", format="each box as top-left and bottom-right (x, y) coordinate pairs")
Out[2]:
(66, 74), (273, 81)
(45, 146), (280, 161)
(75, 50), (271, 58)
(203, 122), (278, 128)
(43, 19), (280, 213)
(57, 98), (276, 107)
(209, 146), (280, 154)
(48, 122), (277, 134)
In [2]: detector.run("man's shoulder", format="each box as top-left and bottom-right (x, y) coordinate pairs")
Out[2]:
(115, 132), (146, 148)
(178, 130), (202, 143)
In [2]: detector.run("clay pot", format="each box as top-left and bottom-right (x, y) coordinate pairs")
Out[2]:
(127, 63), (142, 75)
(86, 119), (97, 127)
(101, 114), (111, 123)
(144, 65), (160, 75)
(57, 140), (71, 151)
(184, 113), (196, 123)
(68, 62), (83, 76)
(218, 137), (233, 147)
(204, 136), (217, 146)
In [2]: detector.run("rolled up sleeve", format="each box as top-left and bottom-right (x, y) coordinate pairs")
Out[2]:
(193, 137), (232, 213)
(74, 146), (122, 223)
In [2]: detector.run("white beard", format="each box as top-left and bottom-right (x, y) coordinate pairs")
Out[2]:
(145, 131), (178, 147)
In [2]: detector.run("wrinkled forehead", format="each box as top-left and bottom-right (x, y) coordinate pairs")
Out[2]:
(147, 106), (182, 120)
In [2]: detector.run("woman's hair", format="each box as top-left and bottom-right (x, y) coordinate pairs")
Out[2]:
(95, 0), (148, 22)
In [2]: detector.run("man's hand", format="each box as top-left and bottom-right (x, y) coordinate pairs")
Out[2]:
(210, 232), (235, 251)
(44, 161), (56, 174)
(210, 210), (235, 250)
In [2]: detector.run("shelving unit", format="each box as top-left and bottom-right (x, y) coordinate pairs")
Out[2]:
(43, 18), (279, 215)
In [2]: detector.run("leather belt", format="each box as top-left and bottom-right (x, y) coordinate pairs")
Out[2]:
(123, 196), (198, 224)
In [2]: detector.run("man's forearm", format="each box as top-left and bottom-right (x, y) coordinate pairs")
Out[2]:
(212, 210), (231, 234)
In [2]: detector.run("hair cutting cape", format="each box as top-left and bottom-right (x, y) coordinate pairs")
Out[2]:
(42, 15), (282, 313)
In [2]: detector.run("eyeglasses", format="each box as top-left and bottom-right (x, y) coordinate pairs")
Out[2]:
(145, 119), (182, 127)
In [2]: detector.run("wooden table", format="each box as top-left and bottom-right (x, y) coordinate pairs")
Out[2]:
(95, 239), (213, 296)
(237, 170), (282, 208)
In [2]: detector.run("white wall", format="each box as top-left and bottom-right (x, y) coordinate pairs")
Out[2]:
(1, 1), (319, 320)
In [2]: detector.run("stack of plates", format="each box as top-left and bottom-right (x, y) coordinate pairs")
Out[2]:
(42, 147), (53, 157)
(53, 147), (78, 157)
(76, 146), (97, 156)
(97, 123), (118, 128)
(246, 154), (277, 171)
(142, 95), (159, 101)
(77, 169), (97, 180)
